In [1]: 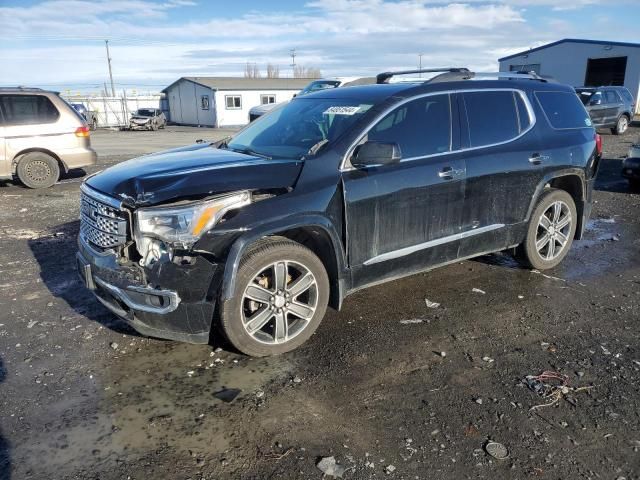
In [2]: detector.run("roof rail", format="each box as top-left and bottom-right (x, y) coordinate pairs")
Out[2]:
(376, 68), (470, 84)
(0, 86), (46, 91)
(427, 71), (550, 84)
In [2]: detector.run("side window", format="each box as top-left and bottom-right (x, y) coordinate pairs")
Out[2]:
(514, 92), (532, 133)
(0, 95), (59, 125)
(605, 91), (620, 104)
(462, 91), (519, 147)
(367, 94), (451, 158)
(619, 89), (633, 104)
(535, 91), (592, 129)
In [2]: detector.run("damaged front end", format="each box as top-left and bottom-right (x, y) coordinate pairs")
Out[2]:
(76, 183), (248, 343)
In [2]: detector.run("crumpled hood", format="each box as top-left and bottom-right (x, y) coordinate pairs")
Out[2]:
(86, 143), (303, 207)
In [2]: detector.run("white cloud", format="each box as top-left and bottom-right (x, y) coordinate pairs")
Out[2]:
(0, 0), (635, 90)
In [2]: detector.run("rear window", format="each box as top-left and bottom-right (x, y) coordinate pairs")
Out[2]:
(536, 91), (592, 129)
(0, 94), (59, 125)
(462, 91), (520, 148)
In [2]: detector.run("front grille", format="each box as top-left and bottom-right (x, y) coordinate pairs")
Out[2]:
(80, 188), (128, 249)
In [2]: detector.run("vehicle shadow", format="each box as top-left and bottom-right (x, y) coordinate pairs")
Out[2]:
(0, 357), (10, 480)
(594, 154), (636, 194)
(27, 219), (139, 337)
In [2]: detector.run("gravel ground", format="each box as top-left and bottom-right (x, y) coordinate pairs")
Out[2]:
(0, 125), (639, 480)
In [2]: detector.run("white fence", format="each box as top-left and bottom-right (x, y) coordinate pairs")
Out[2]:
(61, 94), (165, 128)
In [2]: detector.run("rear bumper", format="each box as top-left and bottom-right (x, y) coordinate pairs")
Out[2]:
(76, 237), (220, 344)
(60, 147), (97, 170)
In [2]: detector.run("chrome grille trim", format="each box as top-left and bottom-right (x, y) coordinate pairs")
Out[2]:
(79, 184), (127, 249)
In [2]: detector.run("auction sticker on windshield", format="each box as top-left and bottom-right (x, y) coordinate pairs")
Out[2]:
(323, 106), (362, 115)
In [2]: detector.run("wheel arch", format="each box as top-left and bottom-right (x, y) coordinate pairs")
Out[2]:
(12, 148), (68, 174)
(527, 170), (587, 240)
(220, 215), (347, 311)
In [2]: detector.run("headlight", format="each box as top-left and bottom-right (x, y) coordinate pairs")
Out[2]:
(134, 191), (251, 260)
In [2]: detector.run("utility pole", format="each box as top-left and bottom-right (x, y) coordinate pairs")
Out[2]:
(105, 40), (116, 97)
(290, 48), (296, 78)
(418, 53), (424, 77)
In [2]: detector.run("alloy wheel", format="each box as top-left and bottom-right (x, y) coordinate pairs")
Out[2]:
(618, 116), (628, 134)
(535, 200), (572, 261)
(241, 260), (318, 345)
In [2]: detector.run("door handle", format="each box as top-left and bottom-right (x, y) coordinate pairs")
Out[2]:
(528, 153), (549, 165)
(438, 166), (464, 179)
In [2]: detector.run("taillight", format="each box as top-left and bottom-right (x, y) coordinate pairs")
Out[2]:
(595, 133), (602, 156)
(75, 126), (90, 137)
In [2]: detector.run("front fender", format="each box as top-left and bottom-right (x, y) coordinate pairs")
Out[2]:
(219, 213), (347, 306)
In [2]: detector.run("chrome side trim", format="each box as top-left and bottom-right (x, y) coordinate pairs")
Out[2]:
(80, 182), (123, 209)
(94, 277), (181, 314)
(340, 88), (537, 172)
(363, 223), (505, 265)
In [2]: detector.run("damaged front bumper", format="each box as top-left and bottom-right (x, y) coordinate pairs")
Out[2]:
(76, 236), (220, 344)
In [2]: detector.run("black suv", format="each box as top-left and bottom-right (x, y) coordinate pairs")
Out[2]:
(575, 86), (635, 135)
(77, 68), (600, 356)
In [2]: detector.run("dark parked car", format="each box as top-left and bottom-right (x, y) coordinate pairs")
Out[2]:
(622, 141), (640, 189)
(128, 108), (166, 130)
(70, 103), (98, 130)
(77, 68), (600, 356)
(575, 86), (635, 135)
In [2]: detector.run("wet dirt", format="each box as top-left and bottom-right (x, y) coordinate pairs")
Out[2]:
(1, 126), (640, 479)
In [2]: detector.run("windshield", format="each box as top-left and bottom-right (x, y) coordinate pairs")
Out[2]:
(299, 80), (341, 96)
(227, 98), (373, 159)
(136, 109), (155, 116)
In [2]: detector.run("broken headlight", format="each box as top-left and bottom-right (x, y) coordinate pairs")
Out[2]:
(134, 191), (251, 264)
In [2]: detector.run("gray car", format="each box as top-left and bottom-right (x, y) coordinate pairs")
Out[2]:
(0, 87), (97, 188)
(575, 86), (635, 135)
(128, 108), (166, 131)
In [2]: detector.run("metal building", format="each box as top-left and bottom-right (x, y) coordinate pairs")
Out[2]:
(162, 77), (312, 127)
(499, 38), (640, 114)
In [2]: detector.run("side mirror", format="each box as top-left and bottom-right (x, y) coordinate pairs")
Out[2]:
(352, 141), (402, 168)
(292, 93), (297, 98)
(590, 98), (602, 106)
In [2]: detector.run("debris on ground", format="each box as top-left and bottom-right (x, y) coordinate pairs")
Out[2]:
(523, 371), (594, 410)
(213, 388), (241, 403)
(472, 288), (486, 294)
(317, 456), (346, 478)
(399, 319), (424, 325)
(482, 356), (494, 363)
(424, 298), (440, 308)
(292, 376), (302, 383)
(109, 342), (118, 350)
(385, 464), (396, 474)
(484, 441), (509, 460)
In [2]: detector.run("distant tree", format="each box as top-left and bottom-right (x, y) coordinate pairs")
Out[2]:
(293, 65), (322, 78)
(266, 63), (280, 78)
(244, 62), (261, 78)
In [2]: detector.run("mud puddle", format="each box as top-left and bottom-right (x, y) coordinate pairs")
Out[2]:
(13, 340), (290, 478)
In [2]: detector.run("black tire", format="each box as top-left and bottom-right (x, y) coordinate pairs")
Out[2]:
(517, 188), (577, 270)
(612, 115), (629, 135)
(16, 152), (60, 189)
(220, 237), (329, 356)
(151, 122), (158, 131)
(629, 179), (640, 191)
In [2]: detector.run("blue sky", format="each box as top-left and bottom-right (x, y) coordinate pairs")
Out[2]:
(0, 0), (638, 94)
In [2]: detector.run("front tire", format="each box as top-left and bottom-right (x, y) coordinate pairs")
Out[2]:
(16, 152), (60, 189)
(518, 189), (577, 270)
(612, 115), (629, 135)
(220, 238), (329, 356)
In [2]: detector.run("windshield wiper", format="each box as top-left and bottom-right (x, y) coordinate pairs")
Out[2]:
(305, 139), (329, 158)
(226, 145), (272, 160)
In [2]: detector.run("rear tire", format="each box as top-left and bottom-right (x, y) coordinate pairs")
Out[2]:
(220, 237), (329, 357)
(612, 115), (629, 135)
(16, 152), (60, 189)
(629, 179), (640, 191)
(517, 189), (577, 270)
